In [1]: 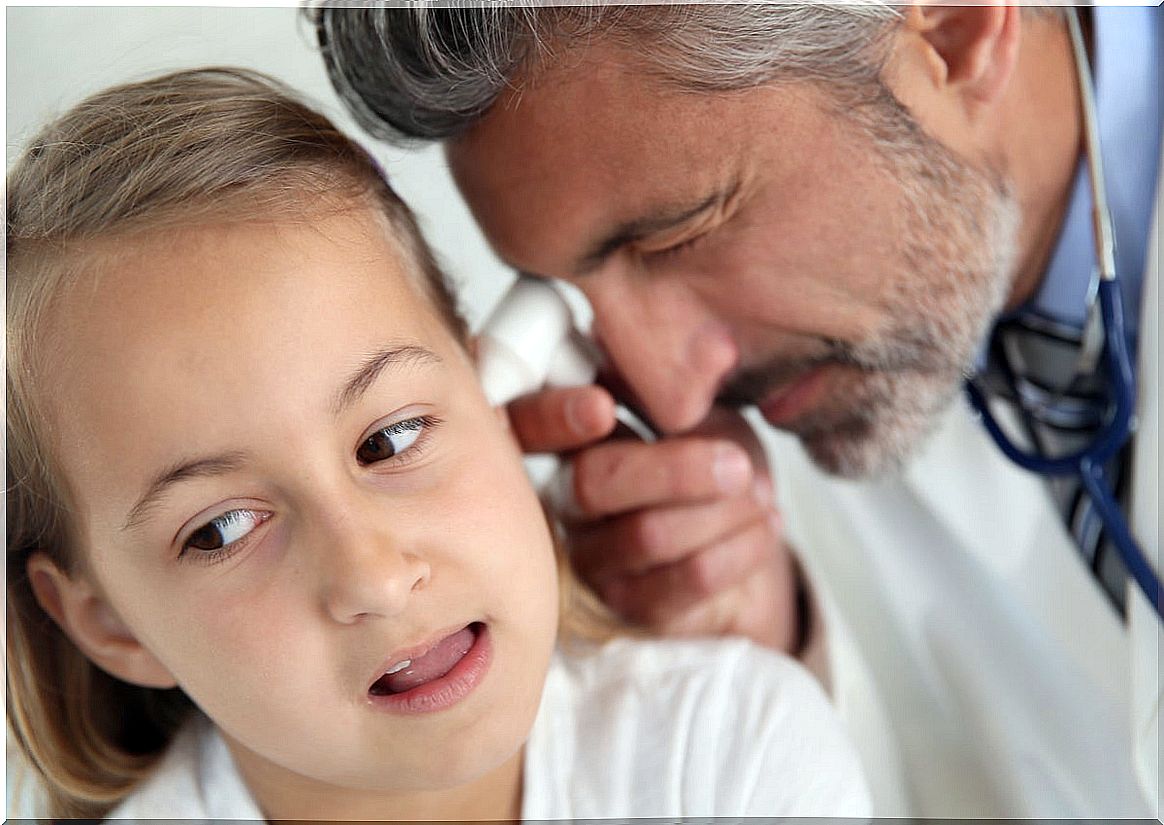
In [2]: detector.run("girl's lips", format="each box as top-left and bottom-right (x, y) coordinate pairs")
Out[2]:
(367, 622), (491, 715)
(757, 366), (829, 427)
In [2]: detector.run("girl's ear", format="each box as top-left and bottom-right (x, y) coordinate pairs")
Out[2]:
(27, 552), (178, 690)
(467, 333), (514, 430)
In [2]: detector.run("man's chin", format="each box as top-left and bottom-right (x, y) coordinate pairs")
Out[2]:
(796, 400), (945, 479)
(801, 430), (907, 479)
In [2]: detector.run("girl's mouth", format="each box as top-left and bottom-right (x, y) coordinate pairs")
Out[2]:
(367, 622), (491, 714)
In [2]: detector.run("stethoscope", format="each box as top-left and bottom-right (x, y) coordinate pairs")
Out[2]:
(965, 9), (1161, 621)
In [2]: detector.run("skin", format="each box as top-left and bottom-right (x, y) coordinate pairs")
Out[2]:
(28, 203), (559, 821)
(445, 7), (1082, 650)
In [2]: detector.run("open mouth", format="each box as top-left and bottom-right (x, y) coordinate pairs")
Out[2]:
(368, 622), (488, 711)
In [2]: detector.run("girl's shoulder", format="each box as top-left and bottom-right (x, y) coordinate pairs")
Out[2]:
(551, 634), (813, 696)
(106, 714), (263, 820)
(523, 636), (871, 820)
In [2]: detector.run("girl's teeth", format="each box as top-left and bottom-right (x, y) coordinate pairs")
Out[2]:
(386, 659), (411, 675)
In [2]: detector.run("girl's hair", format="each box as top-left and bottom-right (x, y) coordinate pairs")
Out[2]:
(6, 66), (620, 820)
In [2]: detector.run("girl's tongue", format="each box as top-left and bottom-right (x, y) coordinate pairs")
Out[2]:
(371, 625), (476, 696)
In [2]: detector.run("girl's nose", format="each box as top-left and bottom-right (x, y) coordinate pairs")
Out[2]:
(317, 509), (431, 625)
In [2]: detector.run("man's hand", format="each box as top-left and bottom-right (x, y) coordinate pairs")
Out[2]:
(507, 385), (799, 653)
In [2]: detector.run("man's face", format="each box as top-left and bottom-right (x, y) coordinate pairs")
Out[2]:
(448, 43), (1018, 476)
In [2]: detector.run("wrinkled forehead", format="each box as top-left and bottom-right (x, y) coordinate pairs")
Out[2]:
(446, 45), (820, 277)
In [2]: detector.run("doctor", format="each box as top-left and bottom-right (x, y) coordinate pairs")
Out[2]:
(316, 5), (1161, 817)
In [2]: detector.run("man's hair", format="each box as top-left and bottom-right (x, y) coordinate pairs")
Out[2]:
(313, 4), (904, 144)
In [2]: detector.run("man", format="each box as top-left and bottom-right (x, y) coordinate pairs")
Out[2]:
(315, 5), (1161, 817)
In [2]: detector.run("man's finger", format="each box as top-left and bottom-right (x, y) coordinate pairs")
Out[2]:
(506, 385), (616, 453)
(570, 437), (754, 518)
(570, 478), (774, 582)
(596, 514), (773, 626)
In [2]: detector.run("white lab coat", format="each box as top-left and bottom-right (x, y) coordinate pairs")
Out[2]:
(762, 148), (1161, 818)
(1128, 143), (1161, 817)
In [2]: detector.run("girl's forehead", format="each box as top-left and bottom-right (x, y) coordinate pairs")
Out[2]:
(40, 209), (464, 510)
(60, 208), (452, 379)
(58, 208), (428, 338)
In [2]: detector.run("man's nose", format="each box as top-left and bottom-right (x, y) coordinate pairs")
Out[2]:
(315, 499), (431, 625)
(585, 277), (738, 434)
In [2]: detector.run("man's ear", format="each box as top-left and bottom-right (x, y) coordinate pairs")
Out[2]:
(902, 4), (1021, 107)
(27, 552), (178, 690)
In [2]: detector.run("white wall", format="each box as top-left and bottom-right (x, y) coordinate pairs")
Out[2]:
(5, 5), (515, 326)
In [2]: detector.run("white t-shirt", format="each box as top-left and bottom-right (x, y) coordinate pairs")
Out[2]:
(105, 637), (870, 820)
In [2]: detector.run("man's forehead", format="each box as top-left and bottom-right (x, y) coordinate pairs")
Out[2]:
(447, 58), (818, 276)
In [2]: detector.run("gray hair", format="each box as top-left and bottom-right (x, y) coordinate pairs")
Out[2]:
(313, 4), (905, 144)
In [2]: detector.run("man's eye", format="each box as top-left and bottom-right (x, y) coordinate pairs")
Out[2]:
(641, 231), (706, 261)
(183, 509), (267, 556)
(356, 415), (437, 466)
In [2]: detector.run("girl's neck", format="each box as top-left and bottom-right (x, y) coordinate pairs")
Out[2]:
(230, 738), (525, 823)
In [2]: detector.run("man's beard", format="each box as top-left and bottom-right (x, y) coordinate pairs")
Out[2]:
(719, 100), (1019, 478)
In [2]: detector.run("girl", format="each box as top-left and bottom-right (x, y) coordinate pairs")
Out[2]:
(6, 67), (870, 821)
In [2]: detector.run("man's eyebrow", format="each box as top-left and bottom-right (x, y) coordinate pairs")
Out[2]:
(575, 190), (724, 275)
(331, 344), (442, 417)
(122, 453), (248, 532)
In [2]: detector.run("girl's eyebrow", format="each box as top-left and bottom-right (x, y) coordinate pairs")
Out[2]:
(121, 345), (443, 533)
(122, 453), (248, 532)
(332, 344), (442, 417)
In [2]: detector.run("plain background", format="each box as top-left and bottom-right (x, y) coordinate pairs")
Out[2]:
(6, 5), (517, 326)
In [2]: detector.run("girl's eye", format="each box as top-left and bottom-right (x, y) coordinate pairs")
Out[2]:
(356, 415), (437, 466)
(182, 509), (268, 559)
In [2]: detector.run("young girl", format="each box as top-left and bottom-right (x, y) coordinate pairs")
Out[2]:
(6, 67), (870, 821)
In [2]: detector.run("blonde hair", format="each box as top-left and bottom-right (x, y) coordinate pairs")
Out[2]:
(6, 66), (621, 820)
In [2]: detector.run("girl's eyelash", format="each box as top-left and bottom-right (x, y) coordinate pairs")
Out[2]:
(384, 415), (439, 436)
(179, 509), (270, 566)
(176, 416), (442, 566)
(357, 414), (443, 468)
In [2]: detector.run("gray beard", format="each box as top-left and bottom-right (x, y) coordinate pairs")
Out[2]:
(718, 123), (1019, 479)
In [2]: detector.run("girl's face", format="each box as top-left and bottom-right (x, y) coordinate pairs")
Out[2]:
(33, 203), (559, 814)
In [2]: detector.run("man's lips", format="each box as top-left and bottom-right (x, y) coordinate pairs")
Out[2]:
(757, 366), (830, 426)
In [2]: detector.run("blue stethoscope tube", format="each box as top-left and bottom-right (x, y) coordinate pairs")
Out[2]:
(966, 280), (1161, 620)
(966, 9), (1160, 622)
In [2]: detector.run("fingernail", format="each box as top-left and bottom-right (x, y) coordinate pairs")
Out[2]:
(713, 444), (751, 495)
(752, 476), (773, 506)
(564, 394), (595, 437)
(564, 394), (586, 436)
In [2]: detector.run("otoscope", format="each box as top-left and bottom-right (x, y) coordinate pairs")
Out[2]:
(475, 276), (657, 507)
